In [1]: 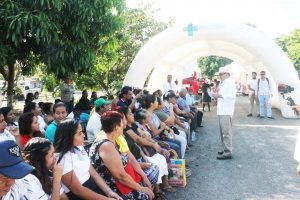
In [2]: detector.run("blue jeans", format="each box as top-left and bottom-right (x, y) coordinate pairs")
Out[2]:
(162, 137), (182, 159)
(258, 95), (272, 117)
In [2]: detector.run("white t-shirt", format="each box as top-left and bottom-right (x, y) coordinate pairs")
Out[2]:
(86, 112), (101, 143)
(37, 115), (46, 133)
(217, 78), (237, 116)
(247, 78), (258, 96)
(60, 146), (90, 193)
(0, 130), (16, 142)
(66, 112), (74, 120)
(163, 81), (177, 93)
(23, 174), (50, 199)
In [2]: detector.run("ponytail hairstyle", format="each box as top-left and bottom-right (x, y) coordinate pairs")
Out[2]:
(23, 137), (52, 194)
(141, 95), (157, 109)
(134, 109), (148, 124)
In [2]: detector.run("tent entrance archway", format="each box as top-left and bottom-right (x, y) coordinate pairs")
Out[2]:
(123, 23), (300, 118)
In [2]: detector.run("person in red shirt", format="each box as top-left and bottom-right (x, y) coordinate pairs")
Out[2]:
(192, 81), (199, 95)
(18, 112), (42, 148)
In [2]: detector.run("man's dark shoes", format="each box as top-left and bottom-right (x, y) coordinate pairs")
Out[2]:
(247, 113), (253, 117)
(259, 116), (264, 119)
(267, 116), (274, 119)
(217, 152), (232, 160)
(217, 151), (224, 155)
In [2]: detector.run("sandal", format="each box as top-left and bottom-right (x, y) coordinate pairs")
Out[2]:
(162, 185), (177, 193)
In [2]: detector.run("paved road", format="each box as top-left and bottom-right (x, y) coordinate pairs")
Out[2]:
(167, 96), (300, 200)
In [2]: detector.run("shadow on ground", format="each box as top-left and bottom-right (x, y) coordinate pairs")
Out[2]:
(166, 96), (300, 200)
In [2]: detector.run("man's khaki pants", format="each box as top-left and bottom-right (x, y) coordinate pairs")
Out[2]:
(249, 93), (259, 115)
(218, 115), (233, 154)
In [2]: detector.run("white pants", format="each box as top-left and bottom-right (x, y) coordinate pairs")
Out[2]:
(176, 122), (191, 143)
(175, 134), (187, 158)
(146, 153), (168, 184)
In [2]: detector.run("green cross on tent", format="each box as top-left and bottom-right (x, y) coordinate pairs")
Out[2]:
(183, 23), (198, 36)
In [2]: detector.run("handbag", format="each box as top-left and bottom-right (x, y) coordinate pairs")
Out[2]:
(115, 162), (142, 195)
(168, 159), (186, 187)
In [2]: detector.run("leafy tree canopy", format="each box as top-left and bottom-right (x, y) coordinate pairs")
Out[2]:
(75, 4), (173, 95)
(276, 29), (300, 71)
(198, 56), (233, 78)
(0, 0), (125, 105)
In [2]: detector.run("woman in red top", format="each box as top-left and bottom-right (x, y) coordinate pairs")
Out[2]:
(18, 112), (42, 148)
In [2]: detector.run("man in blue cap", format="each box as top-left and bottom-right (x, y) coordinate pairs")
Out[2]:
(0, 140), (34, 199)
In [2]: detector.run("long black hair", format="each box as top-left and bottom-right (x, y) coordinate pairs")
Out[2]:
(25, 93), (34, 104)
(54, 119), (80, 163)
(18, 112), (41, 137)
(134, 109), (148, 124)
(119, 106), (130, 119)
(42, 102), (54, 115)
(141, 94), (157, 109)
(23, 137), (52, 194)
(0, 106), (12, 119)
(0, 107), (16, 125)
(23, 102), (37, 113)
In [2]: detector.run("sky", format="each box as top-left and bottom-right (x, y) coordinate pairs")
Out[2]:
(127, 0), (300, 38)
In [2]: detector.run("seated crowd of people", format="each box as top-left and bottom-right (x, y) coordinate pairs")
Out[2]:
(0, 86), (203, 200)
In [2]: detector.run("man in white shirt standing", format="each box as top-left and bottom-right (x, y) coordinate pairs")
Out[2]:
(247, 72), (259, 117)
(163, 74), (177, 94)
(212, 67), (236, 160)
(86, 98), (110, 143)
(257, 71), (273, 119)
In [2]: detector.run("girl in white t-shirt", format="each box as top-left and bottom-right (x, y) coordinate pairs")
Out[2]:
(0, 107), (19, 136)
(23, 137), (65, 200)
(0, 110), (16, 142)
(54, 119), (122, 200)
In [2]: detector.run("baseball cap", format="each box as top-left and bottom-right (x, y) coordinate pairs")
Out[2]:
(0, 140), (34, 179)
(94, 98), (111, 108)
(218, 67), (231, 75)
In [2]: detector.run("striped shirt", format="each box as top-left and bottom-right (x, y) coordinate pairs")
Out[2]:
(2, 180), (27, 200)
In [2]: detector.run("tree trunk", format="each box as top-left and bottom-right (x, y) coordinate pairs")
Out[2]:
(7, 62), (15, 107)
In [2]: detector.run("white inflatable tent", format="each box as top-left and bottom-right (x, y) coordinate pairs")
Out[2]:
(123, 23), (300, 118)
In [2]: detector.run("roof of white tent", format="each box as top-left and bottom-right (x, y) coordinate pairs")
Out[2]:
(123, 23), (300, 118)
(160, 40), (255, 68)
(125, 23), (296, 88)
